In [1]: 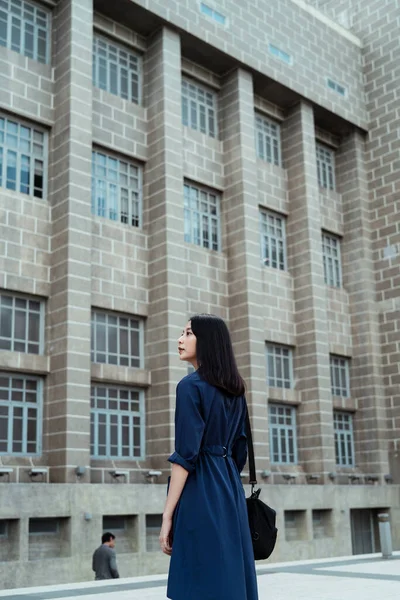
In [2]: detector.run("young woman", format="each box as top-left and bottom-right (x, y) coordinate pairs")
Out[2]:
(160, 313), (259, 600)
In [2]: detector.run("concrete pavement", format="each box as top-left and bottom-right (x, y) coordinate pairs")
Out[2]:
(1, 552), (399, 599)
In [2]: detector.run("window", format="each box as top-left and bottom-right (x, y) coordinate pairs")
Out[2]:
(182, 78), (218, 138)
(327, 78), (346, 97)
(29, 518), (59, 535)
(316, 143), (335, 190)
(103, 516), (126, 531)
(312, 509), (333, 539)
(92, 150), (142, 227)
(269, 404), (297, 464)
(284, 510), (306, 541)
(260, 209), (286, 270)
(268, 44), (292, 65)
(200, 3), (226, 25)
(330, 355), (350, 397)
(266, 343), (293, 389)
(90, 384), (144, 459)
(255, 114), (281, 166)
(92, 35), (141, 104)
(0, 373), (41, 455)
(91, 310), (142, 367)
(0, 0), (50, 64)
(334, 411), (355, 467)
(322, 232), (342, 287)
(0, 116), (46, 198)
(0, 293), (43, 354)
(146, 515), (162, 552)
(184, 182), (221, 251)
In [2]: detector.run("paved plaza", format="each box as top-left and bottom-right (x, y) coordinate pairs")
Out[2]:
(0, 553), (399, 600)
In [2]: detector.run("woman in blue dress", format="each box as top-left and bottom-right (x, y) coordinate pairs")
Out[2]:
(160, 313), (259, 600)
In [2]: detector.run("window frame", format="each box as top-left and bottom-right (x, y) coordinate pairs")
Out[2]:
(268, 43), (293, 65)
(92, 33), (142, 104)
(0, 291), (45, 355)
(103, 516), (127, 532)
(330, 355), (350, 398)
(266, 343), (294, 389)
(90, 383), (145, 460)
(181, 77), (218, 139)
(91, 309), (144, 368)
(334, 410), (355, 467)
(183, 181), (221, 252)
(29, 518), (59, 536)
(316, 143), (336, 190)
(269, 403), (298, 465)
(0, 373), (43, 456)
(255, 112), (282, 166)
(0, 113), (48, 199)
(259, 208), (287, 270)
(199, 2), (227, 26)
(91, 148), (143, 228)
(0, 0), (51, 64)
(322, 231), (342, 288)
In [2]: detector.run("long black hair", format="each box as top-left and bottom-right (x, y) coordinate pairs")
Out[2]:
(190, 314), (245, 397)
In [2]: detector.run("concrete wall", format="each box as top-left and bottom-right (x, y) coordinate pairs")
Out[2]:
(0, 483), (399, 588)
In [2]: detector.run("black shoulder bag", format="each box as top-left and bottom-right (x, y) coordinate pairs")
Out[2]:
(245, 406), (278, 560)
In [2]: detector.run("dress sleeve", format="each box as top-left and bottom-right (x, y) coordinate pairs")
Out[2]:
(232, 404), (248, 473)
(168, 378), (205, 473)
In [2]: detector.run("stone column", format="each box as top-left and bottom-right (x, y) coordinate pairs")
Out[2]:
(220, 69), (269, 475)
(46, 0), (93, 482)
(282, 102), (335, 479)
(337, 131), (389, 477)
(143, 28), (185, 477)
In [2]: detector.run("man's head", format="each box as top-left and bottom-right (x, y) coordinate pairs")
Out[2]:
(102, 532), (116, 548)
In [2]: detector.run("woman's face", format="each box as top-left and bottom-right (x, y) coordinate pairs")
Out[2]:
(178, 321), (197, 368)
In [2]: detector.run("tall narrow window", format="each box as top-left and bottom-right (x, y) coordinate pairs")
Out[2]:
(260, 209), (287, 270)
(0, 116), (46, 198)
(93, 34), (141, 104)
(181, 78), (218, 138)
(334, 411), (355, 466)
(255, 114), (281, 166)
(0, 373), (41, 455)
(0, 293), (43, 354)
(316, 143), (335, 190)
(0, 0), (50, 64)
(322, 232), (342, 287)
(92, 150), (142, 227)
(91, 310), (142, 368)
(269, 404), (297, 464)
(266, 343), (293, 389)
(90, 384), (144, 459)
(184, 182), (221, 251)
(330, 355), (350, 397)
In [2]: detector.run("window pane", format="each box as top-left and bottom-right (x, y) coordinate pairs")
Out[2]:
(93, 35), (141, 104)
(181, 78), (217, 138)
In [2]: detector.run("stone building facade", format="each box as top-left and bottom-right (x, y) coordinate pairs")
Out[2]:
(0, 0), (399, 589)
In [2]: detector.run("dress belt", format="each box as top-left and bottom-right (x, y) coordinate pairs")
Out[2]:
(201, 445), (232, 458)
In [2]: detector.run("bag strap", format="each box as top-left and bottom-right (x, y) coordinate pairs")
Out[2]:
(244, 399), (257, 487)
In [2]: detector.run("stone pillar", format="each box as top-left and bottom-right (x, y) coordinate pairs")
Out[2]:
(282, 102), (335, 479)
(143, 28), (185, 477)
(46, 0), (93, 482)
(220, 69), (269, 475)
(337, 131), (389, 476)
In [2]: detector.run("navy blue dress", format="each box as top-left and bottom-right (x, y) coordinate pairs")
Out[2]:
(167, 372), (259, 600)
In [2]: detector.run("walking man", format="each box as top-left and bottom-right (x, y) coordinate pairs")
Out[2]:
(92, 532), (120, 580)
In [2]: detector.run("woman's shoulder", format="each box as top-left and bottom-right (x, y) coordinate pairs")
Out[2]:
(177, 371), (202, 389)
